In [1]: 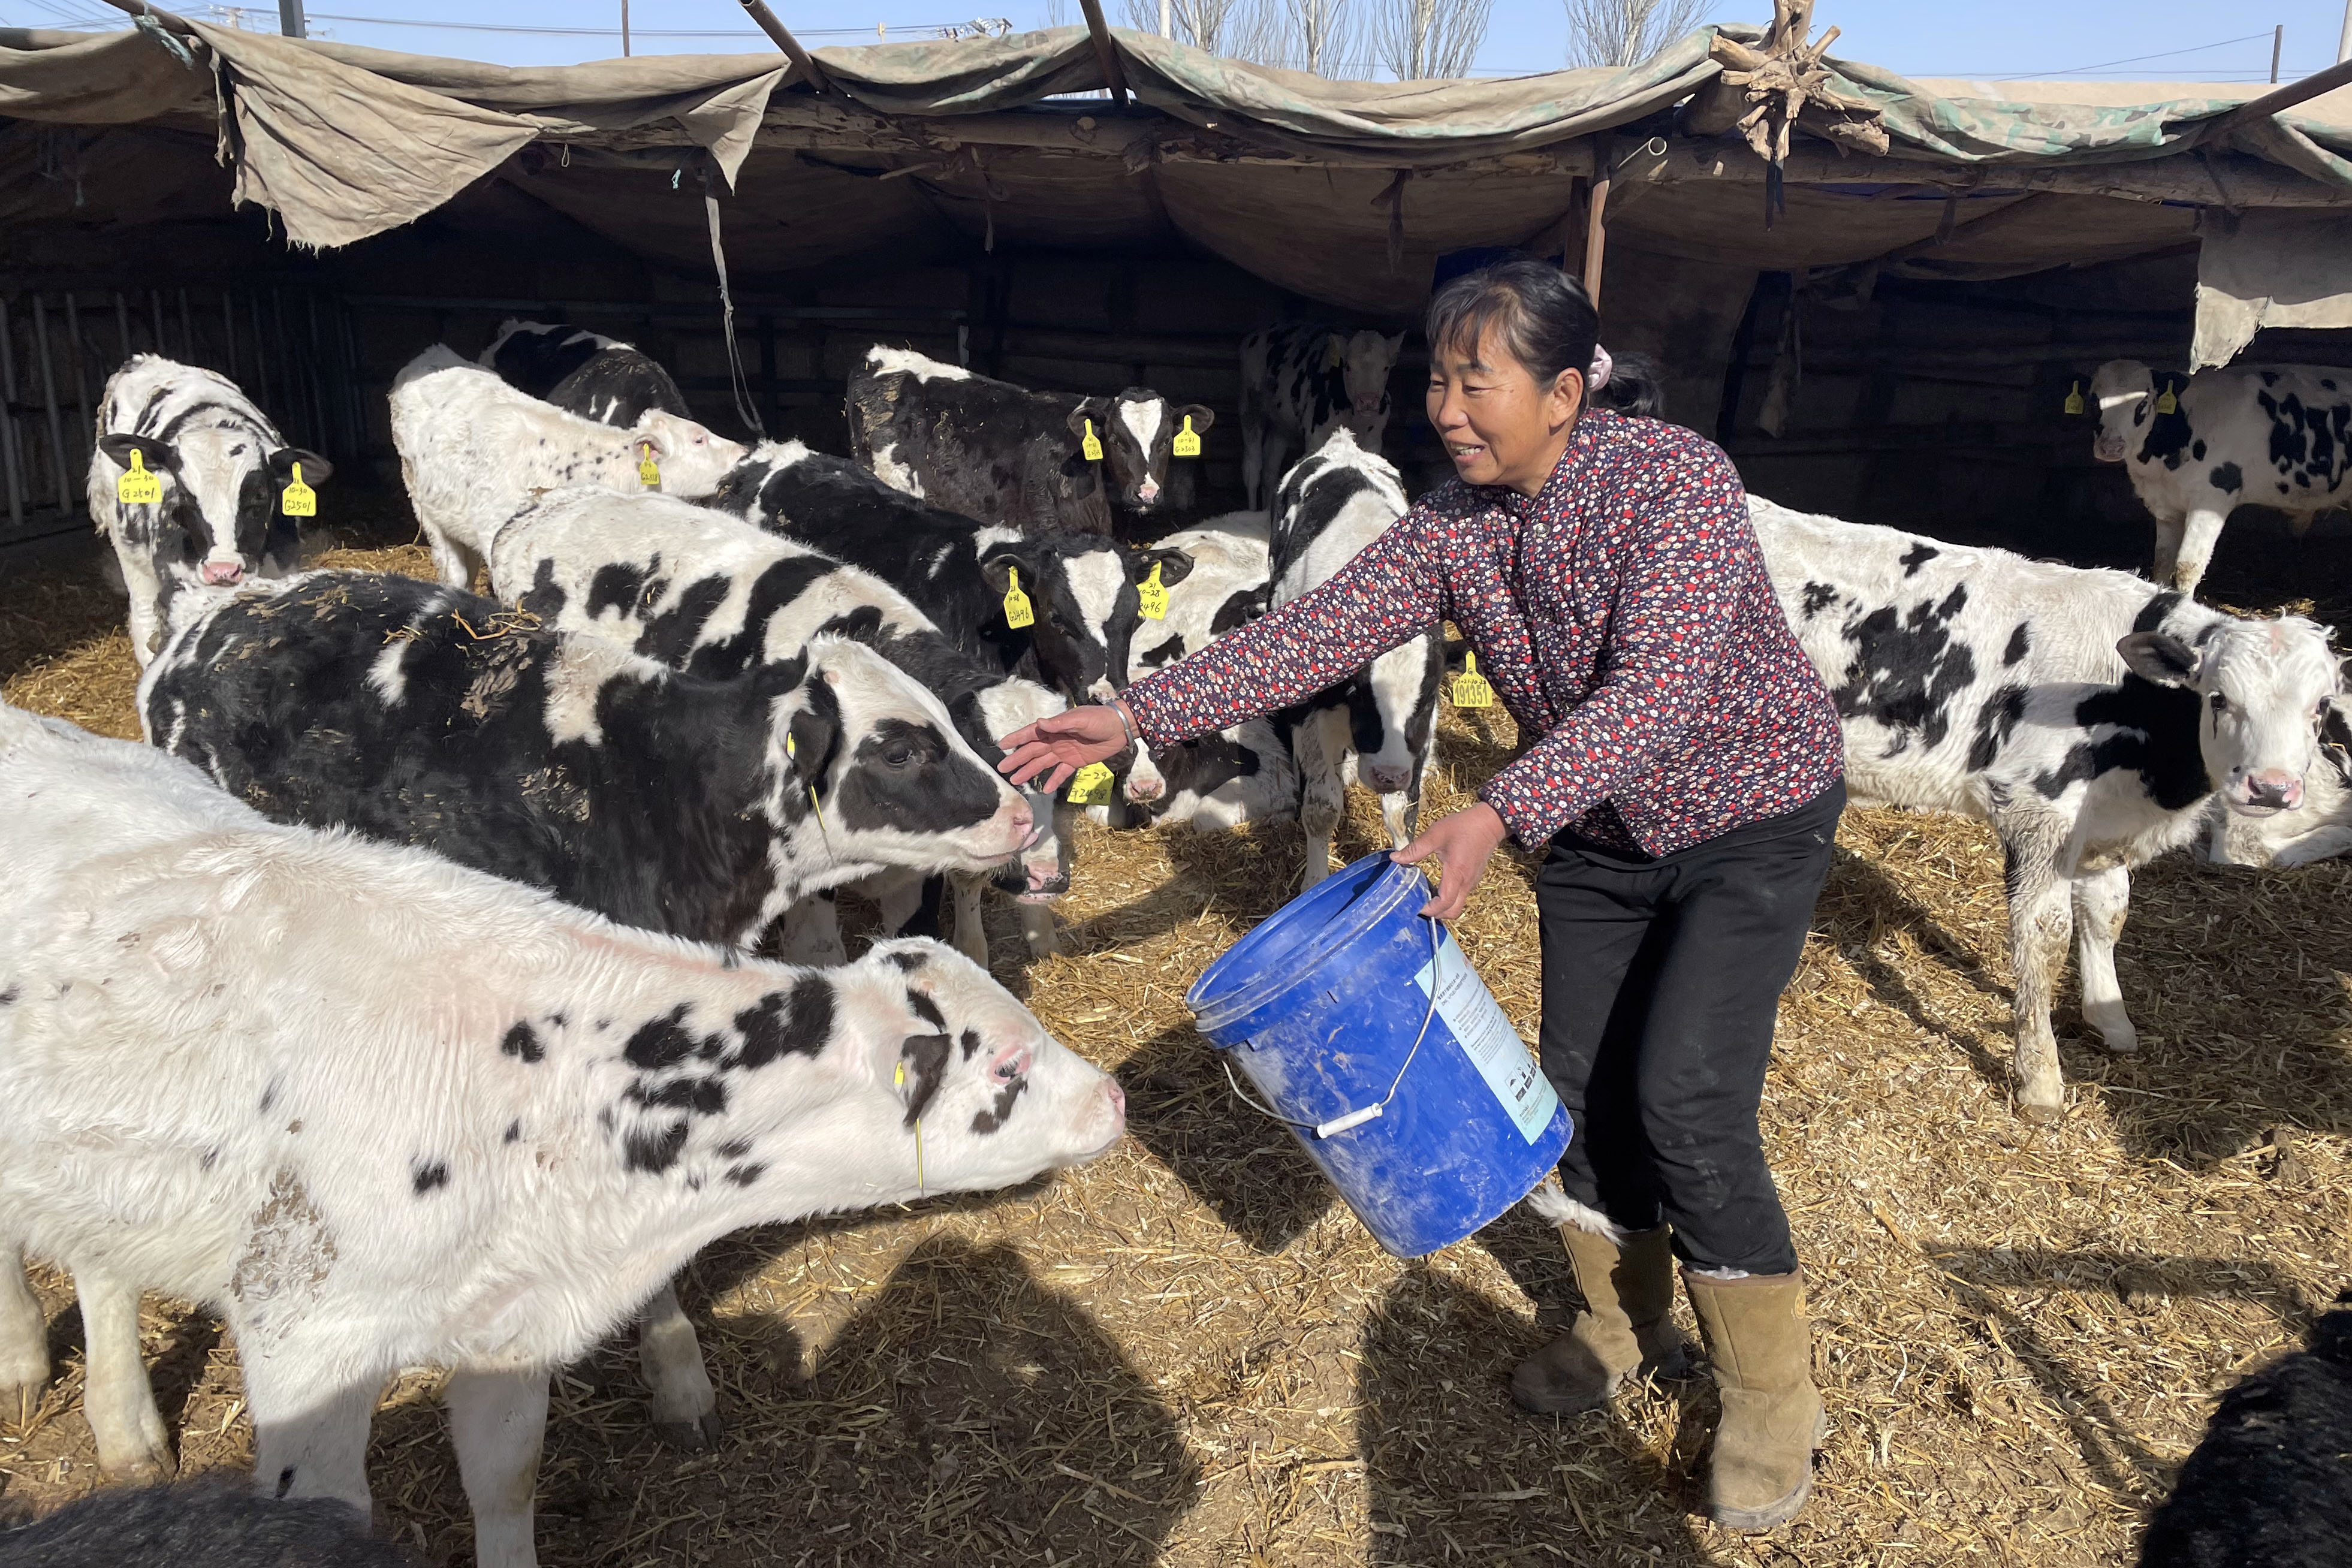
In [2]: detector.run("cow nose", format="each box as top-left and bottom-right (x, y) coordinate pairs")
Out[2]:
(1006, 801), (1035, 840)
(1103, 1078), (1127, 1124)
(1087, 679), (1117, 703)
(1364, 765), (1411, 793)
(1136, 480), (1160, 504)
(1125, 773), (1164, 802)
(201, 560), (243, 586)
(2244, 770), (2302, 809)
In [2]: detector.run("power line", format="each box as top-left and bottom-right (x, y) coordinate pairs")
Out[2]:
(300, 8), (1011, 37)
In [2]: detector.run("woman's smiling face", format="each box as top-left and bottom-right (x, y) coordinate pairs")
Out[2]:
(1425, 323), (1584, 497)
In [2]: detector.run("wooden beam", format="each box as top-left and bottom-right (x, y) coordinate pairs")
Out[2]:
(1583, 132), (1613, 304)
(1869, 191), (2064, 266)
(1076, 0), (1130, 110)
(735, 0), (836, 96)
(91, 0), (197, 34)
(2211, 55), (2352, 137)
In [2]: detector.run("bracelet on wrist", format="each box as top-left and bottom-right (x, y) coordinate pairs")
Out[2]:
(1108, 702), (1139, 746)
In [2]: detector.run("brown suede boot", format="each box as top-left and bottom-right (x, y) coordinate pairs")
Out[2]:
(1510, 1225), (1691, 1415)
(1682, 1268), (1827, 1532)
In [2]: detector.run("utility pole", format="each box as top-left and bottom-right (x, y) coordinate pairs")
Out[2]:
(621, 0), (631, 55)
(276, 0), (304, 37)
(2341, 0), (2351, 64)
(1159, 0), (1171, 38)
(2273, 24), (2284, 83)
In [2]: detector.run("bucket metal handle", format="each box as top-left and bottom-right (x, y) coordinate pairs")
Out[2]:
(1221, 916), (1444, 1140)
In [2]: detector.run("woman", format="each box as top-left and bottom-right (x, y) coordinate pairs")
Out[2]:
(998, 259), (1846, 1533)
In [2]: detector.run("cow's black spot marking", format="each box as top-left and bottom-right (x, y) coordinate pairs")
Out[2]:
(276, 1468), (296, 1500)
(716, 1137), (752, 1159)
(886, 949), (926, 972)
(900, 1032), (952, 1126)
(585, 559), (658, 619)
(504, 1120), (521, 1144)
(1899, 542), (1939, 575)
(1829, 585), (1976, 755)
(2263, 372), (2280, 386)
(734, 978), (834, 1068)
(2003, 624), (2030, 667)
(2131, 592), (2184, 635)
(1800, 582), (1837, 619)
(907, 989), (946, 1032)
(258, 1080), (278, 1114)
(501, 1021), (545, 1063)
(201, 1147), (219, 1172)
(2031, 677), (2208, 810)
(972, 1077), (1028, 1134)
(2211, 462), (2244, 494)
(623, 1121), (689, 1174)
(725, 1163), (765, 1187)
(625, 1005), (704, 1071)
(2191, 439), (2207, 462)
(960, 1027), (984, 1061)
(0, 986), (16, 1006)
(547, 1012), (566, 1029)
(626, 1075), (729, 1116)
(1967, 685), (2029, 772)
(412, 1159), (450, 1194)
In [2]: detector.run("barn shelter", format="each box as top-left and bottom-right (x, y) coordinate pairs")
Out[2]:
(7, 7), (2352, 578)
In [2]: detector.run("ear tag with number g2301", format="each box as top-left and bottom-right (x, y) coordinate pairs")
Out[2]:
(116, 449), (161, 506)
(1066, 762), (1114, 806)
(1081, 419), (1103, 463)
(1171, 415), (1201, 458)
(1136, 562), (1168, 620)
(638, 442), (661, 488)
(1002, 566), (1035, 629)
(1451, 650), (1495, 709)
(280, 462), (316, 518)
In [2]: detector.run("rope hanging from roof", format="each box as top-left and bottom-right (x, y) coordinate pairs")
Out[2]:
(1681, 0), (1888, 227)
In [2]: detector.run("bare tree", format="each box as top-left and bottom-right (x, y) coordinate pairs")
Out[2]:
(1561, 0), (1707, 69)
(1371, 0), (1492, 79)
(1121, 0), (1286, 59)
(1286, 0), (1357, 74)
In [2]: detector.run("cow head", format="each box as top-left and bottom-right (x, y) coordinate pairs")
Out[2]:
(976, 536), (1156, 705)
(857, 940), (1125, 1190)
(2118, 614), (2339, 815)
(765, 638), (1035, 871)
(1071, 393), (1215, 514)
(2089, 359), (2154, 464)
(629, 411), (749, 498)
(99, 430), (327, 595)
(1332, 329), (1406, 426)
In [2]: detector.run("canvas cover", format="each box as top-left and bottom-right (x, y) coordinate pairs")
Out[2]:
(5, 20), (2352, 317)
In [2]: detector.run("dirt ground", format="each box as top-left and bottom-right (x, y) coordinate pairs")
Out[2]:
(4, 518), (2350, 1567)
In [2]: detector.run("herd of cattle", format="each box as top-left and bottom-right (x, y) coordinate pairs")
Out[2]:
(4, 320), (2351, 1561)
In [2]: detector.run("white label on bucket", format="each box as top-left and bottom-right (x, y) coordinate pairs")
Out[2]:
(1415, 931), (1559, 1144)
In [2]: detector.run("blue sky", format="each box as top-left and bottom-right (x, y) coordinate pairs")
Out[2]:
(8, 0), (2348, 82)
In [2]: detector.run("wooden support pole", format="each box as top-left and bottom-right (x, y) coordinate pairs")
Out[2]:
(735, 0), (835, 95)
(1582, 132), (1614, 306)
(1077, 0), (1130, 110)
(1869, 191), (2063, 266)
(2211, 54), (2352, 136)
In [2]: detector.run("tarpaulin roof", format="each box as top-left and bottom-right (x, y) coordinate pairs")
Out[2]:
(5, 19), (2352, 319)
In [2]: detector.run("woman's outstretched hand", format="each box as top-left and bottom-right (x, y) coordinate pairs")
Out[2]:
(1394, 803), (1510, 921)
(997, 704), (1132, 792)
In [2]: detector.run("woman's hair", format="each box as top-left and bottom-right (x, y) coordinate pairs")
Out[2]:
(1423, 257), (1664, 420)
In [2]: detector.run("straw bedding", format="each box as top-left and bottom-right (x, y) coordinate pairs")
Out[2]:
(5, 527), (2351, 1567)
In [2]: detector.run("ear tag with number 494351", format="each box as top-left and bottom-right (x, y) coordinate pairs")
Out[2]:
(1002, 565), (1035, 629)
(1171, 415), (1201, 458)
(116, 450), (161, 506)
(1066, 762), (1114, 806)
(1136, 561), (1168, 620)
(1451, 650), (1495, 708)
(280, 462), (316, 518)
(638, 442), (661, 488)
(1081, 419), (1103, 463)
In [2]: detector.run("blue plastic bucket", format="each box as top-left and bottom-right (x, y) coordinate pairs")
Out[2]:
(1187, 852), (1570, 1257)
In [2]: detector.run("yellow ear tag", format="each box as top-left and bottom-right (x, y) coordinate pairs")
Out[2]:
(1081, 420), (1103, 463)
(785, 732), (824, 829)
(1323, 336), (1343, 371)
(1171, 415), (1201, 459)
(1066, 761), (1115, 806)
(1451, 650), (1495, 709)
(1002, 566), (1035, 630)
(116, 449), (161, 506)
(894, 1059), (923, 1192)
(1136, 561), (1169, 621)
(280, 461), (316, 519)
(2154, 382), (2178, 415)
(637, 442), (661, 488)
(2063, 381), (2085, 417)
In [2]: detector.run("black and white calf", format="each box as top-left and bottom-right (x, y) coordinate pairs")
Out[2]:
(2091, 359), (2352, 595)
(390, 346), (744, 589)
(485, 484), (1078, 953)
(85, 355), (329, 665)
(1271, 431), (1443, 885)
(2203, 698), (2352, 867)
(479, 318), (692, 426)
(846, 346), (1213, 538)
(1237, 324), (1405, 511)
(1752, 496), (2339, 1121)
(0, 698), (1121, 1568)
(138, 570), (1032, 954)
(704, 437), (1153, 710)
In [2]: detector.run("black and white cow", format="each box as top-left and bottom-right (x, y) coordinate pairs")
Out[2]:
(138, 571), (1033, 955)
(391, 346), (744, 589)
(1752, 496), (2340, 1122)
(1271, 431), (1443, 885)
(484, 484), (1080, 955)
(703, 437), (1157, 711)
(479, 318), (693, 427)
(1238, 324), (1405, 511)
(85, 355), (329, 665)
(2091, 359), (2352, 595)
(1, 697), (1121, 1568)
(846, 347), (1214, 539)
(2202, 696), (2352, 867)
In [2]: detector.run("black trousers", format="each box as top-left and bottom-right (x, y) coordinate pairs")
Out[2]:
(1536, 782), (1842, 1276)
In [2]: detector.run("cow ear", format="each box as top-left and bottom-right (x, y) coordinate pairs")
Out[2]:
(1135, 545), (1195, 586)
(1065, 398), (1109, 440)
(2116, 631), (2200, 689)
(268, 448), (333, 484)
(629, 419), (678, 460)
(977, 544), (1034, 596)
(1178, 404), (1216, 434)
(99, 433), (173, 473)
(1385, 331), (1407, 357)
